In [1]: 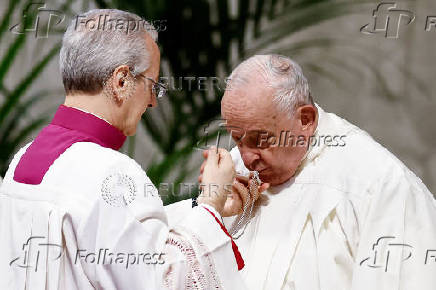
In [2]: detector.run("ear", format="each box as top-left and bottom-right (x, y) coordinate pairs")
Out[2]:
(108, 65), (134, 104)
(298, 105), (317, 131)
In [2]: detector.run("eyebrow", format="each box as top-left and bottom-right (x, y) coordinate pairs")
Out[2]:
(246, 130), (275, 136)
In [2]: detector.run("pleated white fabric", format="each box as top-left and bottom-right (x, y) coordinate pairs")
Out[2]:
(167, 105), (436, 290)
(0, 142), (246, 290)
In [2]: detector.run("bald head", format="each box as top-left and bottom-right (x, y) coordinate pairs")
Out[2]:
(221, 55), (317, 185)
(224, 54), (313, 116)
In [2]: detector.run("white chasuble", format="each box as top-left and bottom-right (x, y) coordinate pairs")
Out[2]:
(0, 105), (246, 290)
(167, 105), (436, 290)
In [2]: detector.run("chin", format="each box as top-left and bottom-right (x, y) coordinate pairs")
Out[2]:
(259, 171), (276, 184)
(124, 125), (137, 136)
(125, 117), (142, 136)
(263, 169), (296, 186)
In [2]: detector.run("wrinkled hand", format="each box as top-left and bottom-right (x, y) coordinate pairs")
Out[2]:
(197, 148), (235, 215)
(198, 150), (270, 217)
(221, 173), (270, 217)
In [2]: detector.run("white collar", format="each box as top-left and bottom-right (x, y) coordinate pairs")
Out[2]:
(70, 106), (114, 126)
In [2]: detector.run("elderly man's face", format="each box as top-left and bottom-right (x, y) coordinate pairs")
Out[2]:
(221, 78), (316, 186)
(122, 33), (160, 135)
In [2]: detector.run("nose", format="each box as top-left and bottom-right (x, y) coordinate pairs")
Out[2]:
(240, 147), (260, 169)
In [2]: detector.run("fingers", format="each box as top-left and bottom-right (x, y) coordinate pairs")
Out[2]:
(204, 147), (232, 167)
(205, 147), (219, 166)
(199, 151), (208, 182)
(217, 149), (234, 174)
(235, 174), (249, 186)
(222, 190), (243, 217)
(200, 160), (206, 174)
(259, 182), (270, 193)
(217, 148), (232, 165)
(232, 180), (250, 207)
(205, 148), (234, 174)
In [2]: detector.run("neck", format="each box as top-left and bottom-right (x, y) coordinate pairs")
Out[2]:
(64, 93), (123, 131)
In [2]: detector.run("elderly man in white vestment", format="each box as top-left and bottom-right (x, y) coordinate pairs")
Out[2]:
(166, 55), (436, 290)
(0, 9), (257, 289)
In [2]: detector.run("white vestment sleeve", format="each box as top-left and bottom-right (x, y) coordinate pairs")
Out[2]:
(351, 170), (436, 290)
(0, 145), (246, 290)
(75, 157), (246, 290)
(164, 199), (192, 226)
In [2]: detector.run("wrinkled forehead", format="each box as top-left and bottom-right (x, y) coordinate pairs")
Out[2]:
(226, 66), (270, 91)
(222, 77), (276, 114)
(222, 92), (284, 134)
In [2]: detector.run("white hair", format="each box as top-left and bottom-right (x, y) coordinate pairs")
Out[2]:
(227, 54), (313, 114)
(60, 9), (158, 94)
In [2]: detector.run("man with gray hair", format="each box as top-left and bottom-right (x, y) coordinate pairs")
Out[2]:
(0, 9), (251, 289)
(168, 54), (436, 289)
